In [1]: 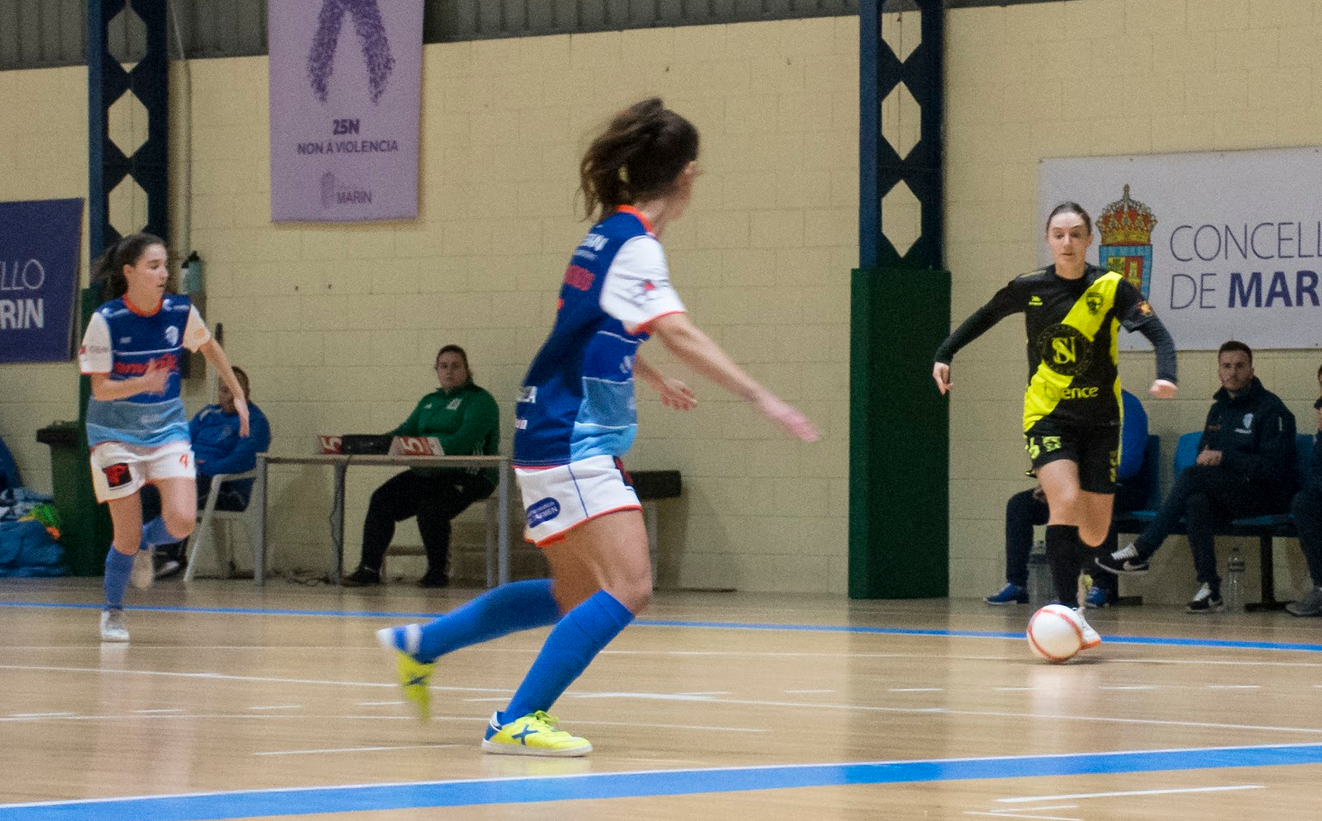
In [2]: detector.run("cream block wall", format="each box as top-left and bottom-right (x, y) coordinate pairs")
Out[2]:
(172, 18), (859, 592)
(945, 0), (1322, 604)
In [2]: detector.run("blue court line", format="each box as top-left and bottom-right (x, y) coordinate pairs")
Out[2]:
(6, 742), (1322, 820)
(2, 601), (1322, 653)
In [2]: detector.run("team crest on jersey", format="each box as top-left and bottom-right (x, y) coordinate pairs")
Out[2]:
(1084, 292), (1102, 315)
(447, 398), (462, 410)
(164, 326), (180, 346)
(102, 463), (132, 488)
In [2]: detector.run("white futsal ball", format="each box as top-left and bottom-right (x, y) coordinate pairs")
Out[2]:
(1026, 604), (1084, 663)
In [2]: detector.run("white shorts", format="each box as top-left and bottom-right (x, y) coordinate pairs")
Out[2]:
(90, 440), (196, 503)
(515, 455), (641, 546)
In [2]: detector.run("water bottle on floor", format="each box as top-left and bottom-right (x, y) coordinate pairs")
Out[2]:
(1225, 547), (1245, 612)
(1027, 541), (1052, 604)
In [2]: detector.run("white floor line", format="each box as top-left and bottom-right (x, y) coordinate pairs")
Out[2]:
(133, 708), (186, 713)
(1097, 685), (1158, 690)
(6, 712), (75, 718)
(966, 809), (1080, 821)
(355, 700), (406, 706)
(0, 664), (511, 693)
(998, 784), (1265, 802)
(1204, 684), (1261, 690)
(255, 743), (461, 756)
(889, 688), (944, 692)
(247, 704), (304, 710)
(783, 689), (836, 694)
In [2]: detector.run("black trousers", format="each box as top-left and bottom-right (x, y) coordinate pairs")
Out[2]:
(1004, 475), (1144, 594)
(1135, 465), (1287, 588)
(358, 470), (494, 575)
(1291, 486), (1322, 587)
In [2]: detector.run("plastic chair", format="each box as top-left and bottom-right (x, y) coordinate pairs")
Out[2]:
(184, 471), (261, 582)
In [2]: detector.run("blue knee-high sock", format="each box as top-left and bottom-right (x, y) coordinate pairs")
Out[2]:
(498, 589), (634, 724)
(142, 516), (175, 547)
(414, 579), (562, 663)
(104, 547), (134, 610)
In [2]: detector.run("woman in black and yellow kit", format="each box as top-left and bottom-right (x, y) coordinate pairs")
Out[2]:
(343, 345), (500, 588)
(933, 203), (1178, 648)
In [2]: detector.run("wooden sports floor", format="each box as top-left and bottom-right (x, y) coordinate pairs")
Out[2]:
(3, 578), (1322, 820)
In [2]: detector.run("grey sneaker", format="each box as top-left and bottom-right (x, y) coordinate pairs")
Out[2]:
(1286, 586), (1322, 617)
(100, 609), (129, 642)
(130, 545), (155, 589)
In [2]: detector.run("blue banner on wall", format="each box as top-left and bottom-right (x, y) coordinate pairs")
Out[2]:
(0, 199), (84, 363)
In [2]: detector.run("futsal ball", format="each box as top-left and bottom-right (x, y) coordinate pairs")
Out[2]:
(1026, 604), (1084, 663)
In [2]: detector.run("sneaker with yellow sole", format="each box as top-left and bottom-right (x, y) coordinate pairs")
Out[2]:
(482, 711), (592, 757)
(375, 625), (433, 720)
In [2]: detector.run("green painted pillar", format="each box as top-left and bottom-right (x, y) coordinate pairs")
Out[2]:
(849, 267), (949, 598)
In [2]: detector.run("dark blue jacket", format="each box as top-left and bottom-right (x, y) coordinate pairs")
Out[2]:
(190, 402), (272, 499)
(1199, 377), (1297, 500)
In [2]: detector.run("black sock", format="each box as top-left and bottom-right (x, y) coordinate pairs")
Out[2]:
(1046, 524), (1081, 608)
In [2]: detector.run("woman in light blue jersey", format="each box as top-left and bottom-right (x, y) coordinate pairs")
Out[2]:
(376, 98), (818, 757)
(79, 233), (248, 642)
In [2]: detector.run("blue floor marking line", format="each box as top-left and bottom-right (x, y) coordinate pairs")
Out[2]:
(2, 601), (1322, 653)
(6, 742), (1322, 820)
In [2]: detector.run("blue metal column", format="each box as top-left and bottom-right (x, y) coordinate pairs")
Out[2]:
(88, 0), (170, 258)
(850, 0), (949, 599)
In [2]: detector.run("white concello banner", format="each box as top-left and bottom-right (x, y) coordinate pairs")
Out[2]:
(1040, 147), (1322, 350)
(268, 0), (423, 222)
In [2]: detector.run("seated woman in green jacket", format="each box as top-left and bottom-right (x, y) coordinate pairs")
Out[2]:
(343, 345), (500, 588)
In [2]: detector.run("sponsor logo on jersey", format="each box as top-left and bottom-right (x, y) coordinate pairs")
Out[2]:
(581, 233), (609, 252)
(1060, 386), (1100, 400)
(514, 418), (528, 430)
(112, 353), (179, 376)
(1028, 295), (1043, 306)
(164, 326), (180, 346)
(564, 265), (595, 291)
(119, 337), (131, 344)
(527, 497), (560, 528)
(446, 398), (462, 410)
(518, 386), (537, 404)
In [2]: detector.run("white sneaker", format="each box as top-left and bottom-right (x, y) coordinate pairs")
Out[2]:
(130, 545), (154, 589)
(100, 609), (129, 642)
(1075, 607), (1102, 649)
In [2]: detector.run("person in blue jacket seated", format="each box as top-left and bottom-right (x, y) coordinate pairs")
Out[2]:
(148, 366), (272, 578)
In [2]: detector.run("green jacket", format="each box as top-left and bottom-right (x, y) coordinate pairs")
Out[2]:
(392, 380), (500, 484)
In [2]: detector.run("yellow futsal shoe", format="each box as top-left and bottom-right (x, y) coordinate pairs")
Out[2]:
(482, 711), (593, 757)
(376, 625), (433, 720)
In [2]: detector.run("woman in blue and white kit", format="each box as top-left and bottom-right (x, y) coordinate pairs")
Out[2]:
(79, 234), (248, 642)
(378, 98), (817, 756)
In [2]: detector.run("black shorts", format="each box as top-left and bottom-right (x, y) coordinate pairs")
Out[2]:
(1024, 419), (1119, 494)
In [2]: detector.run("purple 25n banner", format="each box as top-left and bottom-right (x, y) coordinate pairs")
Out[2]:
(268, 0), (423, 222)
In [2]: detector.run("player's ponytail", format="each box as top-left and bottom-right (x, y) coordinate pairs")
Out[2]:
(95, 233), (166, 301)
(579, 97), (699, 222)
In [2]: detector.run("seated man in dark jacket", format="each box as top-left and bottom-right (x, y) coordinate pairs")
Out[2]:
(1096, 341), (1298, 612)
(1286, 363), (1322, 617)
(149, 366), (273, 578)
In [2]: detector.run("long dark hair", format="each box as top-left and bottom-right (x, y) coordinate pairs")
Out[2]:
(579, 98), (699, 222)
(95, 233), (167, 301)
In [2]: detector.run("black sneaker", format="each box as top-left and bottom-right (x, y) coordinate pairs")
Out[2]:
(417, 570), (450, 589)
(341, 567), (382, 587)
(154, 559), (184, 580)
(1187, 583), (1224, 613)
(1095, 544), (1150, 575)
